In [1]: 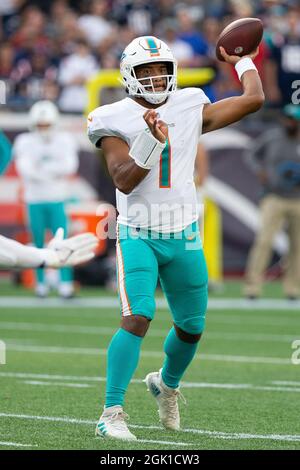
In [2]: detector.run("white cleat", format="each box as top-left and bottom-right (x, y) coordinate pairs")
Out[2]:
(35, 284), (49, 298)
(144, 369), (185, 431)
(95, 405), (137, 441)
(58, 282), (75, 299)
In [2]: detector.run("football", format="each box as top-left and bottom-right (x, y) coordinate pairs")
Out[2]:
(216, 17), (263, 61)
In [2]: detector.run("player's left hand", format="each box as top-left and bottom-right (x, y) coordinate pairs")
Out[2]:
(143, 109), (168, 143)
(219, 46), (259, 65)
(44, 228), (98, 268)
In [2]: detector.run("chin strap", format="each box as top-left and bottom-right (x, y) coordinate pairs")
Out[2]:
(143, 93), (169, 105)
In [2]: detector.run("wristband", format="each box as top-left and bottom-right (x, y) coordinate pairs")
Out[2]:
(129, 130), (166, 170)
(235, 57), (257, 81)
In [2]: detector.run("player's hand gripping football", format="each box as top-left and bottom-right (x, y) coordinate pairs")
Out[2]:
(143, 109), (168, 144)
(43, 228), (98, 268)
(219, 46), (259, 65)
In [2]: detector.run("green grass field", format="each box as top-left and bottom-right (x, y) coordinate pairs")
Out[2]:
(0, 280), (300, 450)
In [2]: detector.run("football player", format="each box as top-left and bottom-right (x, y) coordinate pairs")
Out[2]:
(14, 101), (79, 298)
(88, 36), (264, 441)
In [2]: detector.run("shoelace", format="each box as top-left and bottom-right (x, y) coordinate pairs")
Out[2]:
(106, 410), (130, 432)
(162, 388), (187, 421)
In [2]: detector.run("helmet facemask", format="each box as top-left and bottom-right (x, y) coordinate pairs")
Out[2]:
(133, 61), (176, 104)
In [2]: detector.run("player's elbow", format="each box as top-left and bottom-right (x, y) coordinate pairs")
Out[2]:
(249, 93), (265, 112)
(114, 177), (134, 195)
(110, 161), (141, 194)
(117, 184), (133, 195)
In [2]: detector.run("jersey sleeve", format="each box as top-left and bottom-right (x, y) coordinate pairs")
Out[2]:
(87, 107), (127, 148)
(13, 135), (33, 178)
(12, 133), (25, 157)
(60, 133), (79, 175)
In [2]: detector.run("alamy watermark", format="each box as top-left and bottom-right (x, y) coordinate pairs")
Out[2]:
(0, 340), (6, 365)
(291, 80), (300, 104)
(95, 201), (205, 250)
(0, 81), (6, 105)
(291, 340), (300, 365)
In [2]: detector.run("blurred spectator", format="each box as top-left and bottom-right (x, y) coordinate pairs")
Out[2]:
(113, 0), (159, 35)
(160, 18), (194, 67)
(202, 16), (221, 59)
(55, 10), (85, 55)
(229, 0), (254, 19)
(101, 52), (119, 69)
(58, 39), (98, 112)
(0, 0), (26, 38)
(78, 0), (114, 47)
(101, 25), (135, 61)
(244, 105), (300, 300)
(177, 0), (204, 22)
(176, 7), (217, 100)
(11, 51), (58, 107)
(0, 0), (299, 113)
(157, 0), (177, 19)
(41, 79), (60, 102)
(0, 42), (16, 103)
(0, 42), (15, 78)
(265, 8), (300, 106)
(125, 0), (157, 35)
(10, 6), (49, 53)
(176, 7), (209, 62)
(0, 0), (25, 16)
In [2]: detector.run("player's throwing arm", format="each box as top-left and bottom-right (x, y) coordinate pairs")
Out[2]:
(202, 18), (265, 133)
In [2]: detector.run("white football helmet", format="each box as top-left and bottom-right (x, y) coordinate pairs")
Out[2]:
(29, 100), (59, 138)
(120, 36), (177, 105)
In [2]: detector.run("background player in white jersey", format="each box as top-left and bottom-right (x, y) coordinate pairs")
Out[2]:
(14, 101), (79, 298)
(88, 36), (264, 441)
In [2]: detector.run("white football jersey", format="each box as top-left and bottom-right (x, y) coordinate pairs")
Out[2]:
(14, 131), (79, 203)
(88, 88), (210, 232)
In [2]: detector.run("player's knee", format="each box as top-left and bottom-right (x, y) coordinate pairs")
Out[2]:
(174, 324), (202, 343)
(121, 314), (150, 337)
(174, 315), (205, 341)
(132, 296), (156, 320)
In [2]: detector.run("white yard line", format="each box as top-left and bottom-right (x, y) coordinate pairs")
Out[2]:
(1, 413), (300, 443)
(136, 439), (192, 447)
(0, 321), (298, 343)
(272, 381), (300, 387)
(0, 440), (37, 447)
(0, 297), (121, 309)
(208, 316), (300, 327)
(207, 332), (299, 343)
(22, 380), (92, 388)
(4, 343), (293, 365)
(1, 296), (300, 310)
(1, 372), (300, 393)
(0, 371), (106, 382)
